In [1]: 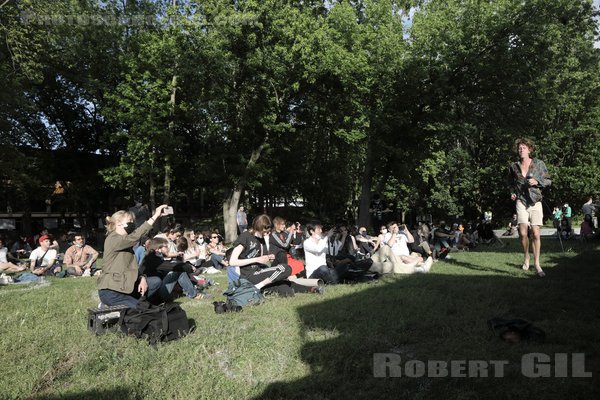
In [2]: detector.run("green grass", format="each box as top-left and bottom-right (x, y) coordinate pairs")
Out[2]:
(1, 238), (599, 399)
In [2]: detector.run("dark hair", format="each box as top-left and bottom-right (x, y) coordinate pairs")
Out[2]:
(163, 223), (184, 235)
(69, 232), (84, 242)
(306, 222), (322, 235)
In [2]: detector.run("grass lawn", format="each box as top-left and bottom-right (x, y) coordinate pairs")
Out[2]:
(1, 238), (599, 399)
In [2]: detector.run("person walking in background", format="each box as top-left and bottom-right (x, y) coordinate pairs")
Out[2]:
(507, 138), (551, 278)
(236, 206), (248, 234)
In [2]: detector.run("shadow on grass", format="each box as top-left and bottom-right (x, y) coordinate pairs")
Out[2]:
(256, 247), (600, 400)
(30, 386), (137, 400)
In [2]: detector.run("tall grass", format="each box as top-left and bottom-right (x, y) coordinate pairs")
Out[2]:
(1, 238), (598, 399)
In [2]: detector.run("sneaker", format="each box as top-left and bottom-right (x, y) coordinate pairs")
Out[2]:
(309, 286), (325, 295)
(204, 267), (221, 274)
(192, 291), (213, 300)
(82, 269), (91, 277)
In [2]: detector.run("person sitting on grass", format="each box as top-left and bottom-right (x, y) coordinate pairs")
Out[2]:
(476, 219), (505, 248)
(287, 221), (304, 259)
(228, 214), (292, 291)
(97, 205), (168, 309)
(579, 214), (595, 240)
(63, 233), (99, 276)
(206, 232), (227, 272)
(355, 226), (377, 257)
(29, 235), (61, 276)
(140, 237), (210, 302)
(153, 223), (184, 261)
(269, 216), (294, 265)
(369, 221), (433, 274)
(503, 214), (519, 236)
(182, 230), (204, 267)
(10, 236), (32, 259)
(303, 222), (348, 284)
(0, 238), (26, 273)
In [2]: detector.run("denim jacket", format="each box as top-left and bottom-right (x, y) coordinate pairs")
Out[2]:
(507, 159), (551, 207)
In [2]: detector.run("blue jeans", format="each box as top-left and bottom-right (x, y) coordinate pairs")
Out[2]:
(98, 276), (161, 309)
(211, 254), (224, 270)
(160, 271), (197, 301)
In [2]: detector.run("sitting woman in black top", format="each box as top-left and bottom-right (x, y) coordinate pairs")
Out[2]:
(229, 214), (292, 290)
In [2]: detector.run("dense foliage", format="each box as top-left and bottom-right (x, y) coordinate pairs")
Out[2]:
(1, 0), (599, 239)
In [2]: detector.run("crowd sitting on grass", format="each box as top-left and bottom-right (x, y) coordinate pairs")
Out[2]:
(2, 198), (599, 309)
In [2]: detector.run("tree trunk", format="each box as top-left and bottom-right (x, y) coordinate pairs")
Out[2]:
(148, 156), (156, 211)
(223, 139), (268, 243)
(163, 154), (171, 204)
(357, 136), (375, 228)
(165, 57), (177, 206)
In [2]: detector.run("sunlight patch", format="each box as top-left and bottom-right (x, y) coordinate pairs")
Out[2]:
(305, 327), (341, 342)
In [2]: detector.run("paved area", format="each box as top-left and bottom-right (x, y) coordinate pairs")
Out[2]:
(494, 227), (580, 237)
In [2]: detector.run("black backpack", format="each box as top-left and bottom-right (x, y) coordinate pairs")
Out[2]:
(120, 299), (193, 345)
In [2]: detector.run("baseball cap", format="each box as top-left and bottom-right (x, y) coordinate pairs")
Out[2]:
(38, 235), (50, 244)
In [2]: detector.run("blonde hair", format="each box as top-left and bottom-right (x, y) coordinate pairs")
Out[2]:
(183, 230), (198, 252)
(105, 210), (134, 235)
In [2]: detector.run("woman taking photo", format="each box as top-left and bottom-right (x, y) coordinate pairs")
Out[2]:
(97, 204), (168, 308)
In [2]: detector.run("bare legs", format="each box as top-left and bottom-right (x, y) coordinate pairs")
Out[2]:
(518, 223), (544, 276)
(518, 223), (530, 269)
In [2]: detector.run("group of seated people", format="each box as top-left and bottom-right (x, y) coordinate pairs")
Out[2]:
(0, 231), (100, 277)
(131, 223), (239, 303)
(4, 206), (515, 310)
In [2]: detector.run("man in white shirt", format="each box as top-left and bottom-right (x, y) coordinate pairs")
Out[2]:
(30, 235), (60, 276)
(370, 222), (433, 274)
(303, 223), (344, 283)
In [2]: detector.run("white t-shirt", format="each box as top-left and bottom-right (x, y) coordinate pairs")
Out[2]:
(303, 236), (329, 278)
(0, 247), (8, 263)
(30, 247), (58, 268)
(383, 232), (410, 257)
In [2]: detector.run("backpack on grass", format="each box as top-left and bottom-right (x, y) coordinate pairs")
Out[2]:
(224, 278), (264, 308)
(119, 299), (193, 345)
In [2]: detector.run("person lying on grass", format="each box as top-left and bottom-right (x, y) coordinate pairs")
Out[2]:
(0, 238), (26, 273)
(369, 221), (433, 274)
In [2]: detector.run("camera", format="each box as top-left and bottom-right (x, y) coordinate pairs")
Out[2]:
(162, 206), (174, 215)
(213, 301), (243, 314)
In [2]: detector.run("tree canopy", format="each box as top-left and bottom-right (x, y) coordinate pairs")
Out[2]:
(1, 0), (599, 239)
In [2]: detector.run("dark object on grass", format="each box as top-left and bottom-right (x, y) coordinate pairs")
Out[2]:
(213, 301), (243, 314)
(88, 304), (128, 335)
(487, 318), (546, 343)
(120, 299), (194, 345)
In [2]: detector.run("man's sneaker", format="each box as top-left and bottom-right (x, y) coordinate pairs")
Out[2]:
(204, 267), (221, 274)
(82, 269), (91, 277)
(193, 291), (214, 300)
(309, 286), (325, 295)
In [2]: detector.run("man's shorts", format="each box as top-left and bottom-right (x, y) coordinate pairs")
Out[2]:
(516, 200), (543, 226)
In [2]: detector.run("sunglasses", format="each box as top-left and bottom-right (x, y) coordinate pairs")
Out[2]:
(211, 236), (218, 239)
